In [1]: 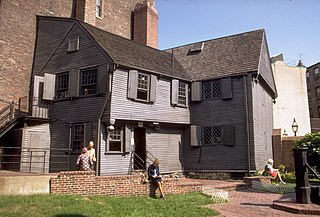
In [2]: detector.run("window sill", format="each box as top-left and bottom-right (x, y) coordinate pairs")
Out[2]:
(96, 15), (102, 20)
(105, 152), (130, 155)
(130, 98), (153, 104)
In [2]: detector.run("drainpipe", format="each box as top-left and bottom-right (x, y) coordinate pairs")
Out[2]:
(243, 75), (251, 175)
(96, 64), (113, 176)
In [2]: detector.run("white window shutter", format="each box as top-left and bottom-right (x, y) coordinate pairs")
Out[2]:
(43, 73), (56, 100)
(149, 75), (157, 103)
(171, 79), (179, 105)
(128, 70), (138, 99)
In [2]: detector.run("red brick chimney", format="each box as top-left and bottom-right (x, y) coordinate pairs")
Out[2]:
(133, 0), (158, 48)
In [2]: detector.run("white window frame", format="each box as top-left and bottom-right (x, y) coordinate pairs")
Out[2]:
(314, 68), (319, 79)
(96, 0), (102, 17)
(178, 82), (187, 106)
(136, 72), (150, 102)
(106, 126), (123, 153)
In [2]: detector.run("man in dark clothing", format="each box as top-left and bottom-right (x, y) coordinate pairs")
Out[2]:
(148, 159), (164, 198)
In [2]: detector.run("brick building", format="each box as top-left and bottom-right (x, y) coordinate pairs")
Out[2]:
(0, 0), (158, 110)
(306, 62), (320, 132)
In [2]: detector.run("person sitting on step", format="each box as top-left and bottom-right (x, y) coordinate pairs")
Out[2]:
(262, 158), (286, 184)
(148, 159), (165, 198)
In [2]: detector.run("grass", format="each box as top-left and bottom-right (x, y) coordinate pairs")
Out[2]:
(0, 193), (219, 217)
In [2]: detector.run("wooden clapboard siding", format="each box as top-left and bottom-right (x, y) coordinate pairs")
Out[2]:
(32, 18), (74, 75)
(251, 74), (273, 171)
(184, 77), (248, 171)
(41, 23), (110, 74)
(20, 123), (51, 173)
(146, 128), (183, 172)
(99, 127), (131, 176)
(110, 69), (190, 124)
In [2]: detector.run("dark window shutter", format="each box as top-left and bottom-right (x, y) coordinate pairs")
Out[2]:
(85, 123), (93, 147)
(68, 69), (80, 97)
(191, 81), (202, 101)
(171, 79), (179, 105)
(149, 75), (157, 103)
(43, 73), (56, 100)
(96, 64), (109, 94)
(222, 124), (234, 146)
(190, 125), (202, 146)
(128, 70), (138, 99)
(221, 78), (232, 100)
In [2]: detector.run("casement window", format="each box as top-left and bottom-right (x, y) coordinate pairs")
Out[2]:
(314, 68), (319, 80)
(178, 82), (187, 106)
(70, 123), (92, 152)
(306, 71), (310, 83)
(316, 87), (320, 97)
(171, 79), (188, 106)
(96, 0), (102, 17)
(190, 124), (235, 146)
(56, 72), (69, 99)
(80, 67), (97, 96)
(127, 70), (157, 103)
(72, 124), (84, 151)
(107, 126), (123, 152)
(202, 78), (232, 101)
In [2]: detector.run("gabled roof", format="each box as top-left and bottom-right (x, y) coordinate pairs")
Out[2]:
(79, 21), (190, 80)
(166, 29), (265, 81)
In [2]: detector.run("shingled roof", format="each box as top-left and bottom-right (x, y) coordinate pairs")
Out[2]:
(80, 21), (190, 80)
(166, 29), (265, 81)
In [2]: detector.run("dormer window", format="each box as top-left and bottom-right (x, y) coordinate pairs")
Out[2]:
(189, 42), (204, 53)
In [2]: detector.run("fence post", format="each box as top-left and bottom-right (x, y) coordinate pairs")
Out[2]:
(29, 151), (33, 173)
(293, 147), (311, 204)
(43, 150), (46, 173)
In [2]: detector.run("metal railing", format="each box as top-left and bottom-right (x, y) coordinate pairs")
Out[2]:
(0, 146), (73, 174)
(0, 96), (29, 132)
(131, 150), (157, 172)
(306, 163), (320, 180)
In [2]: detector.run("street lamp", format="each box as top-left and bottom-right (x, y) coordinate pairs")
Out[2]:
(292, 118), (298, 136)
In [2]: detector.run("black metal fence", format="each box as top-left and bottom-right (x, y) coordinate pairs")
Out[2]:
(0, 146), (73, 174)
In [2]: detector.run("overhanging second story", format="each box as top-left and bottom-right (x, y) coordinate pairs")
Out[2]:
(31, 16), (191, 124)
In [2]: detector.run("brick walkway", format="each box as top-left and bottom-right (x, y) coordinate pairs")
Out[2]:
(207, 188), (319, 217)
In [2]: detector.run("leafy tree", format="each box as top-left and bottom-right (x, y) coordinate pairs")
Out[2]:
(295, 132), (320, 174)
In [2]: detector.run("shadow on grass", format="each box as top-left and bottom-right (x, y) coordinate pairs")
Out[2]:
(55, 214), (88, 217)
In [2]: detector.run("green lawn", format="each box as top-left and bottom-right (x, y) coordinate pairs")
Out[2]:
(0, 193), (219, 217)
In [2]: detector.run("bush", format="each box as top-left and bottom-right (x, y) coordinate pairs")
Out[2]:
(295, 132), (320, 174)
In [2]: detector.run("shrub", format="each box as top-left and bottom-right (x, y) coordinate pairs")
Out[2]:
(295, 132), (320, 174)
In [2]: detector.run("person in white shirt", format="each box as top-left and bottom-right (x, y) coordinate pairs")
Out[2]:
(263, 158), (286, 184)
(87, 141), (96, 169)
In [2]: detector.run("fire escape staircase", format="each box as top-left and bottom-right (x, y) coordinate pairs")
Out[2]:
(0, 97), (28, 138)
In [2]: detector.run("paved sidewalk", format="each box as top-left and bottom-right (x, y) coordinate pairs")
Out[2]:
(207, 188), (319, 217)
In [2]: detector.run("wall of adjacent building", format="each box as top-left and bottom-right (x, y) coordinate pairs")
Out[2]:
(272, 60), (311, 136)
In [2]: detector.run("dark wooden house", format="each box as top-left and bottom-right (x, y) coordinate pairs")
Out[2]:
(28, 16), (276, 175)
(169, 30), (277, 173)
(31, 16), (190, 175)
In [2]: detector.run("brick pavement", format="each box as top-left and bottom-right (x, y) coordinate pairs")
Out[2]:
(207, 189), (319, 217)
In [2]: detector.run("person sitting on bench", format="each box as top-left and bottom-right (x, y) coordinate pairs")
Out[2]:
(263, 158), (286, 184)
(148, 159), (164, 198)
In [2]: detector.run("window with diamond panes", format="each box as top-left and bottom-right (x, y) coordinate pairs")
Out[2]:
(178, 82), (187, 106)
(137, 73), (149, 101)
(80, 67), (97, 95)
(202, 125), (222, 145)
(203, 80), (221, 100)
(72, 124), (84, 151)
(108, 126), (122, 152)
(56, 73), (69, 99)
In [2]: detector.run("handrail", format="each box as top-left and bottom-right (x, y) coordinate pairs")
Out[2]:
(306, 163), (320, 180)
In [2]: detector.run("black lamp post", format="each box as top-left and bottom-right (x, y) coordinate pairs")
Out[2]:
(292, 118), (298, 136)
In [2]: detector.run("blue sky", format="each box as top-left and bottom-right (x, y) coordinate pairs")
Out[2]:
(156, 0), (320, 67)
